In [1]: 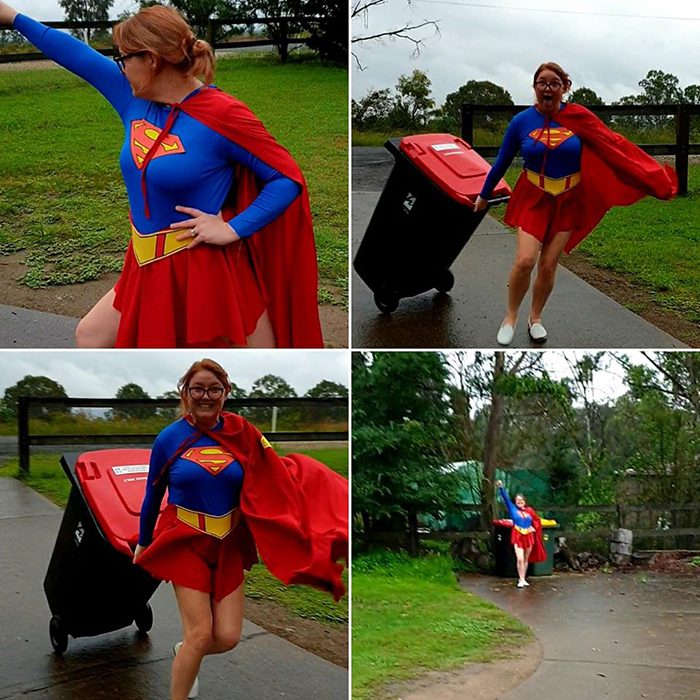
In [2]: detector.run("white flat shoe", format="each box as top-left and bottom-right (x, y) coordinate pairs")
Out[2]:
(523, 580), (530, 586)
(497, 320), (517, 346)
(517, 580), (526, 588)
(528, 319), (547, 342)
(174, 641), (199, 699)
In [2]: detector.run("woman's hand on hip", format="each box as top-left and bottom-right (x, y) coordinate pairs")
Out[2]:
(133, 543), (147, 562)
(473, 195), (488, 212)
(0, 2), (19, 24)
(171, 205), (241, 248)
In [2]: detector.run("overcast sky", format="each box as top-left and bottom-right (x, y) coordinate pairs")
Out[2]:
(352, 0), (700, 107)
(16, 0), (135, 21)
(0, 350), (349, 398)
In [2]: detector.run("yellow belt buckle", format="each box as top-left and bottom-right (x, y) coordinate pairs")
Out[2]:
(131, 224), (190, 266)
(176, 506), (239, 539)
(525, 169), (581, 196)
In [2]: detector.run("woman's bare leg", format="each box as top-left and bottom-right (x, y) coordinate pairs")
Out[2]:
(530, 230), (572, 323)
(514, 545), (526, 582)
(172, 585), (213, 700)
(523, 545), (533, 582)
(74, 287), (120, 348)
(245, 309), (276, 348)
(208, 582), (245, 654)
(503, 229), (541, 325)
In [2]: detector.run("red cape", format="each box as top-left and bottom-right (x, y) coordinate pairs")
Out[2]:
(522, 506), (547, 563)
(155, 412), (347, 600)
(555, 103), (678, 252)
(177, 88), (323, 348)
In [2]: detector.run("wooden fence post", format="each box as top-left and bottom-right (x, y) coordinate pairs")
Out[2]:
(18, 396), (29, 476)
(676, 103), (690, 196)
(206, 19), (214, 48)
(461, 103), (474, 145)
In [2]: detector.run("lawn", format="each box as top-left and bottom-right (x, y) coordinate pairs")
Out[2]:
(0, 51), (348, 307)
(0, 444), (348, 625)
(488, 164), (700, 324)
(352, 548), (532, 700)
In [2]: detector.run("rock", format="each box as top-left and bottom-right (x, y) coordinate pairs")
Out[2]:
(610, 542), (632, 556)
(612, 528), (633, 545)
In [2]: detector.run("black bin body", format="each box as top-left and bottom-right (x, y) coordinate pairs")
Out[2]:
(43, 452), (160, 652)
(354, 134), (510, 313)
(493, 522), (518, 578)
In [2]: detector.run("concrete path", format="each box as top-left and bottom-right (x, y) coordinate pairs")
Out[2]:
(460, 572), (700, 700)
(0, 477), (347, 700)
(352, 147), (685, 349)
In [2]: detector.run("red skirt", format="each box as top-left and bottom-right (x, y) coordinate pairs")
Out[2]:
(136, 504), (259, 601)
(113, 239), (266, 348)
(504, 171), (586, 245)
(511, 527), (535, 550)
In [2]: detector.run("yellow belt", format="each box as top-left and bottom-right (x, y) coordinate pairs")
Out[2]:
(514, 524), (534, 535)
(525, 169), (582, 196)
(176, 506), (241, 539)
(131, 221), (191, 267)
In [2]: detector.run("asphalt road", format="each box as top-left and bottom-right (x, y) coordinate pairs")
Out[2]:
(352, 147), (685, 349)
(461, 571), (700, 699)
(0, 478), (347, 700)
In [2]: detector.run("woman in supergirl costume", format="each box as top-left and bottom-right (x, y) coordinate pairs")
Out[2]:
(496, 480), (546, 588)
(474, 62), (677, 347)
(133, 359), (348, 700)
(4, 2), (322, 348)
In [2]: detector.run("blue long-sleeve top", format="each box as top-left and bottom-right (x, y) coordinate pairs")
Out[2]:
(138, 418), (244, 546)
(14, 15), (301, 238)
(499, 487), (533, 530)
(480, 105), (582, 199)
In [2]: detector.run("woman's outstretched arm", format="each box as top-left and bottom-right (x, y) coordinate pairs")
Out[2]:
(3, 3), (132, 114)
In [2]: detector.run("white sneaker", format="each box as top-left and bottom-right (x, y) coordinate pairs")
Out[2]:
(173, 641), (199, 699)
(497, 320), (517, 346)
(517, 580), (526, 588)
(528, 319), (547, 342)
(523, 579), (530, 586)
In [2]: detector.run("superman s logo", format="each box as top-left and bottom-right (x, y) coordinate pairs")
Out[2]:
(181, 447), (236, 476)
(529, 126), (575, 149)
(130, 119), (185, 169)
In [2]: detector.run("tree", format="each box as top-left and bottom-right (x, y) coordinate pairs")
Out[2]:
(439, 80), (513, 134)
(352, 88), (394, 131)
(237, 0), (306, 64)
(615, 70), (683, 129)
(305, 380), (348, 423)
(59, 0), (114, 42)
(248, 374), (298, 426)
(298, 0), (347, 63)
(2, 376), (70, 420)
(352, 0), (438, 70)
(110, 383), (157, 420)
(391, 69), (435, 130)
(157, 389), (181, 421)
(168, 0), (243, 43)
(353, 352), (463, 554)
(569, 86), (604, 106)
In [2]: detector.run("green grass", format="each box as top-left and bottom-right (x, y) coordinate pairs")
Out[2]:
(352, 549), (532, 700)
(487, 164), (700, 324)
(0, 51), (348, 307)
(0, 445), (348, 622)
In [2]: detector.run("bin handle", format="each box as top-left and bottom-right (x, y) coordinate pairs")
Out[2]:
(487, 195), (510, 206)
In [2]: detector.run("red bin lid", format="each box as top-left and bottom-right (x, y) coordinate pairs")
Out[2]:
(76, 449), (167, 556)
(492, 519), (514, 527)
(399, 133), (511, 205)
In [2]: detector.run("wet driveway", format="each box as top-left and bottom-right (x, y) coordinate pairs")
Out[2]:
(461, 572), (700, 699)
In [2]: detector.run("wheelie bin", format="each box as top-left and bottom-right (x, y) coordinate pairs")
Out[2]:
(492, 518), (558, 578)
(44, 450), (165, 654)
(354, 133), (511, 313)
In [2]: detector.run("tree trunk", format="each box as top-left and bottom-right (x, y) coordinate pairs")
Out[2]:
(481, 352), (505, 531)
(407, 508), (419, 557)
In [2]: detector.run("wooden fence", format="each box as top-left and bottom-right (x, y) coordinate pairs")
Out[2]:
(461, 103), (700, 195)
(17, 395), (348, 475)
(0, 15), (322, 62)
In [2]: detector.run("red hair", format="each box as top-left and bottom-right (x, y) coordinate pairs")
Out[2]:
(177, 358), (232, 416)
(113, 5), (215, 86)
(533, 62), (572, 93)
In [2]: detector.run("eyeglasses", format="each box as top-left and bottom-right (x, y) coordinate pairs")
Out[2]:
(187, 386), (225, 400)
(535, 80), (564, 91)
(113, 50), (148, 73)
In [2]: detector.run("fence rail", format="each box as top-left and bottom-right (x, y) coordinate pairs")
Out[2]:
(17, 395), (348, 474)
(0, 15), (327, 62)
(460, 103), (700, 195)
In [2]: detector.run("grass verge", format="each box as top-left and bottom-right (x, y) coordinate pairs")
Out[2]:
(0, 51), (348, 308)
(0, 445), (348, 626)
(352, 548), (532, 700)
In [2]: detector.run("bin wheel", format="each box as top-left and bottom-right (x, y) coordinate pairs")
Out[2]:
(134, 603), (154, 633)
(435, 269), (455, 294)
(49, 615), (68, 655)
(374, 288), (399, 314)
